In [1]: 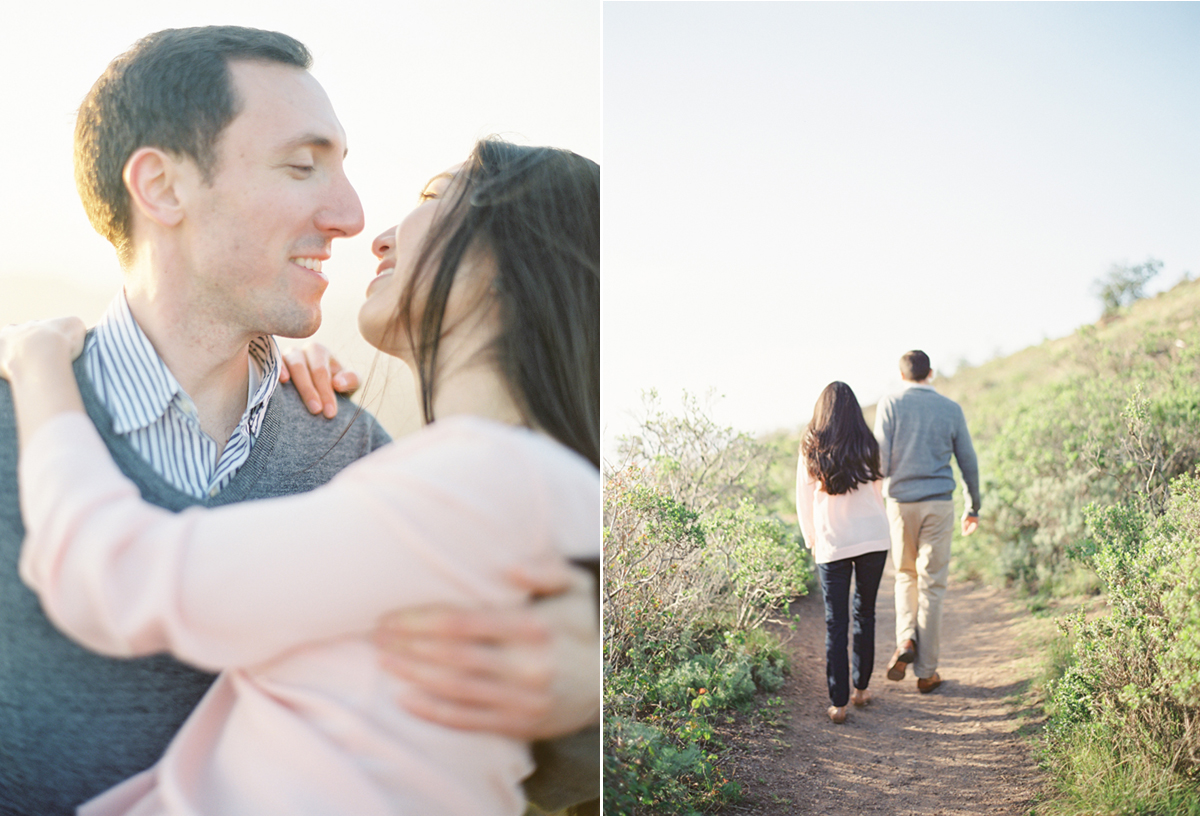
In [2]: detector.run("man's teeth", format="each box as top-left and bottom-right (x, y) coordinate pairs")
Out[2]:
(293, 258), (323, 272)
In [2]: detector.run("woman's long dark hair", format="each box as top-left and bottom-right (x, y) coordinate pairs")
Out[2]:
(800, 381), (882, 495)
(391, 137), (599, 468)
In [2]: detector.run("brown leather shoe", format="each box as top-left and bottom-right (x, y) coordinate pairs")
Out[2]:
(886, 639), (917, 681)
(917, 672), (943, 694)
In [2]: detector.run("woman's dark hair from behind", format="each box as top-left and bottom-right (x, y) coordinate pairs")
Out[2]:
(801, 381), (883, 495)
(394, 137), (600, 468)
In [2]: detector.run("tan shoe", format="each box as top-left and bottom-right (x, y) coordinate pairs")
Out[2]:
(917, 672), (943, 694)
(886, 639), (917, 681)
(827, 705), (848, 723)
(851, 688), (872, 707)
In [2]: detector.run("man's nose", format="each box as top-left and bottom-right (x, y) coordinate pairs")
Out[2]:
(318, 170), (366, 238)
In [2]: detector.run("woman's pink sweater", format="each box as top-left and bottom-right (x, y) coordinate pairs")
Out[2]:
(19, 412), (598, 816)
(795, 462), (890, 565)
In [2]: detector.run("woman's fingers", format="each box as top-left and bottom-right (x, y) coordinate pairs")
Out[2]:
(279, 343), (359, 418)
(372, 567), (599, 740)
(0, 317), (87, 379)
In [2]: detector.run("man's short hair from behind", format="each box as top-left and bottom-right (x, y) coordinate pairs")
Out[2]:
(899, 350), (932, 382)
(73, 26), (312, 267)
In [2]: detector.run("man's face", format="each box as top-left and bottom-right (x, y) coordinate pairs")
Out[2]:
(176, 60), (365, 339)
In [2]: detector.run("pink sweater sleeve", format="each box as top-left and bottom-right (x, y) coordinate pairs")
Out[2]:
(795, 457), (816, 552)
(18, 412), (599, 671)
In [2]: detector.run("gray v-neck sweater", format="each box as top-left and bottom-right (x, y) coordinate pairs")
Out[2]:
(0, 354), (390, 815)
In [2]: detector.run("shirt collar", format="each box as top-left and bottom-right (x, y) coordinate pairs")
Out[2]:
(87, 292), (282, 436)
(245, 335), (281, 436)
(87, 294), (183, 434)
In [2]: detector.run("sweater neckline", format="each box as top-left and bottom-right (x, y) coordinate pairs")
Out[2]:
(73, 345), (283, 511)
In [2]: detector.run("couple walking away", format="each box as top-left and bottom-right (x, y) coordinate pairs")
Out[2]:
(797, 351), (981, 723)
(0, 25), (599, 816)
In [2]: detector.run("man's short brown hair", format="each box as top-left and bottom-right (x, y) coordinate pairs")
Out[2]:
(899, 350), (932, 382)
(73, 26), (311, 266)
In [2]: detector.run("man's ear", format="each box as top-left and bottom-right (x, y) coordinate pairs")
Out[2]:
(123, 147), (185, 227)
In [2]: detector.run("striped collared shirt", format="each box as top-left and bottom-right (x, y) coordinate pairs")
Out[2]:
(83, 293), (281, 499)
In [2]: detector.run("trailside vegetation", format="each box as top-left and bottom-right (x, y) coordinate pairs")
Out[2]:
(603, 392), (809, 816)
(1038, 484), (1200, 814)
(940, 275), (1200, 813)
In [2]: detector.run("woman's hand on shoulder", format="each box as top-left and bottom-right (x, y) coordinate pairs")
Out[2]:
(0, 317), (87, 381)
(278, 342), (360, 418)
(0, 317), (88, 447)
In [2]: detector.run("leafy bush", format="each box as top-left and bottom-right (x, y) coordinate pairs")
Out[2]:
(603, 392), (805, 815)
(968, 321), (1200, 595)
(697, 501), (808, 630)
(614, 390), (779, 516)
(1040, 476), (1200, 814)
(604, 392), (809, 665)
(926, 277), (1200, 813)
(603, 465), (709, 668)
(604, 714), (738, 816)
(604, 625), (786, 816)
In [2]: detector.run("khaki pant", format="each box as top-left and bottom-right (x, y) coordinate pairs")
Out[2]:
(887, 499), (954, 679)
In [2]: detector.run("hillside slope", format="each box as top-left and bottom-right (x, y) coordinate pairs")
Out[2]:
(940, 276), (1200, 441)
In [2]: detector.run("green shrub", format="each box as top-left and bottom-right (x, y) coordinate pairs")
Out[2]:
(603, 392), (803, 815)
(1041, 475), (1200, 813)
(604, 714), (740, 816)
(930, 280), (1200, 813)
(603, 622), (786, 816)
(968, 337), (1200, 595)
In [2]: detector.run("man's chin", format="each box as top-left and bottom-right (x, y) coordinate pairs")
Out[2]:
(265, 311), (322, 340)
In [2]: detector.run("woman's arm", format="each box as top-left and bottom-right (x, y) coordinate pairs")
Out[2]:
(795, 454), (817, 551)
(16, 405), (593, 672)
(0, 317), (87, 448)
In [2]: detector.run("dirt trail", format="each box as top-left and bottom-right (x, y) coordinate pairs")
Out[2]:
(718, 561), (1046, 815)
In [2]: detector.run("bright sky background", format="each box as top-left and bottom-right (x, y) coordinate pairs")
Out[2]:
(1, 0), (599, 433)
(603, 2), (1200, 448)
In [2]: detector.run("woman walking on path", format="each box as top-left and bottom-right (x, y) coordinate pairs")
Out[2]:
(797, 382), (892, 724)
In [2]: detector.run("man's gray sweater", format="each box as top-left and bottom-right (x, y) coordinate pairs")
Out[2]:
(873, 384), (982, 515)
(0, 355), (389, 815)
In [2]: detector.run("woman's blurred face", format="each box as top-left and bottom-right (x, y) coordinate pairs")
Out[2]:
(357, 168), (459, 357)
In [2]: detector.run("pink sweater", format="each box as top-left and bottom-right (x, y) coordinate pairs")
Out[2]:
(795, 462), (890, 565)
(18, 412), (599, 816)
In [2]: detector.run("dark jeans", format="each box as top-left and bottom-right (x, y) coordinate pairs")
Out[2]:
(817, 549), (888, 707)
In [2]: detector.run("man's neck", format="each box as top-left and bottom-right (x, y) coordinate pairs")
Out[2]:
(124, 288), (252, 453)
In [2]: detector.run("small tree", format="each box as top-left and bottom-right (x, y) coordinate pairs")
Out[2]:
(614, 389), (778, 515)
(1093, 258), (1163, 317)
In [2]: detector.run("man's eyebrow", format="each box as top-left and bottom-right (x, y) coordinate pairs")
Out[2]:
(279, 133), (350, 158)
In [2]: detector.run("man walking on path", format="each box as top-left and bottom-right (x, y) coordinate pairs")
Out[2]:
(873, 350), (981, 694)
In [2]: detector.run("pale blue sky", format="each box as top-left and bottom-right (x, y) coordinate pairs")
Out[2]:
(602, 1), (1200, 446)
